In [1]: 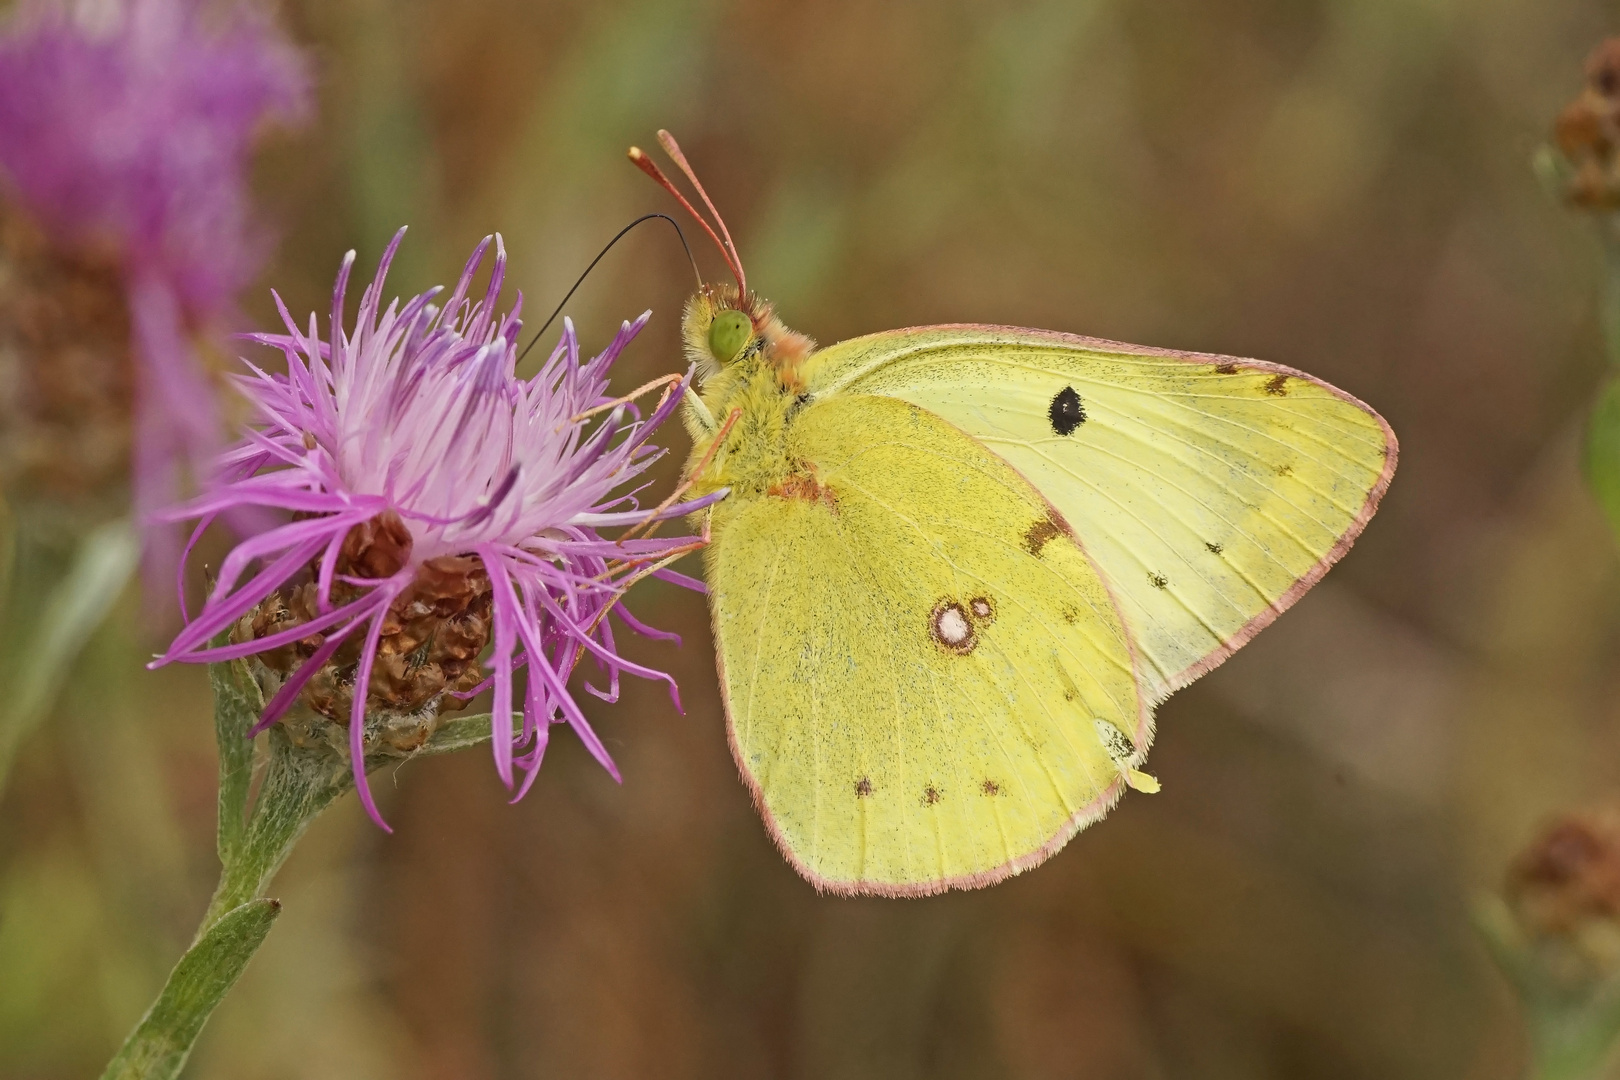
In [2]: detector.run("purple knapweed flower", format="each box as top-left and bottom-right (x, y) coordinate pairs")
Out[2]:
(151, 230), (718, 827)
(0, 0), (308, 559)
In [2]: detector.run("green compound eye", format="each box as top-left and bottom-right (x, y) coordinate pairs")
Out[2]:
(708, 309), (753, 363)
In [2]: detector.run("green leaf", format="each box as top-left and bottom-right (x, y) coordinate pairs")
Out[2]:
(1585, 378), (1620, 544)
(97, 898), (281, 1080)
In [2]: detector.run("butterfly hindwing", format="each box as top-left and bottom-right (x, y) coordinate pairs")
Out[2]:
(706, 393), (1145, 895)
(804, 326), (1397, 702)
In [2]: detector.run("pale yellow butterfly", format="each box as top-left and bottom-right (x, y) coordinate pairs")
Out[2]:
(631, 132), (1396, 897)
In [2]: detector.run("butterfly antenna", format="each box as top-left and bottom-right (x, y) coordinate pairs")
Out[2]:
(628, 144), (746, 295)
(655, 129), (746, 297)
(516, 212), (700, 364)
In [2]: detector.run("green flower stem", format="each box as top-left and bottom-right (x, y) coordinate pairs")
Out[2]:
(1538, 149), (1620, 541)
(198, 729), (351, 929)
(1598, 222), (1620, 372)
(99, 655), (491, 1080)
(1586, 380), (1620, 539)
(1586, 220), (1620, 542)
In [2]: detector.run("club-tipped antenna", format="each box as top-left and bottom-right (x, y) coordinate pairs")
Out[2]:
(516, 212), (700, 364)
(628, 143), (746, 295)
(655, 130), (746, 297)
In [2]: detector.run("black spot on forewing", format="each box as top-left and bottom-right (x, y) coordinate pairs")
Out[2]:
(922, 786), (942, 806)
(1048, 386), (1086, 435)
(1204, 541), (1223, 555)
(1024, 518), (1064, 557)
(1214, 363), (1239, 375)
(855, 777), (872, 798)
(1264, 374), (1289, 396)
(981, 780), (1001, 796)
(1148, 572), (1169, 589)
(1275, 463), (1293, 477)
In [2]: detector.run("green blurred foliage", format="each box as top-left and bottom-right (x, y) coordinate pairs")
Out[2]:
(7, 0), (1620, 1077)
(1587, 378), (1620, 542)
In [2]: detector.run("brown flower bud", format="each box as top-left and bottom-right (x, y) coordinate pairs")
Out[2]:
(233, 513), (495, 754)
(1504, 805), (1620, 988)
(1552, 39), (1620, 210)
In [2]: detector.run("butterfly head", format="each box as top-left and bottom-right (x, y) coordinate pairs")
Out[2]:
(680, 283), (815, 383)
(682, 283), (757, 380)
(681, 283), (815, 385)
(629, 131), (815, 387)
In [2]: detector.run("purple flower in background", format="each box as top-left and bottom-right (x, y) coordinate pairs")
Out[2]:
(152, 231), (716, 827)
(0, 0), (308, 554)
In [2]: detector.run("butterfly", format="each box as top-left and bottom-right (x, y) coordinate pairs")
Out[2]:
(630, 132), (1397, 897)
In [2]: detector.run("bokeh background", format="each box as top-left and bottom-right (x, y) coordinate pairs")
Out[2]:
(4, 0), (1620, 1076)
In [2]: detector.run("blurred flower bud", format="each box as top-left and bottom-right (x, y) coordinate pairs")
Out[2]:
(0, 205), (133, 518)
(1553, 40), (1620, 211)
(1478, 804), (1620, 1080)
(1505, 806), (1620, 992)
(1548, 39), (1620, 210)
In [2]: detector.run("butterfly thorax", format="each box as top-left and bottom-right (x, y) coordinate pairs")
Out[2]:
(680, 285), (819, 502)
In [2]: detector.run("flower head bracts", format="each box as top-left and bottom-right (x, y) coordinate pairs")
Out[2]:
(152, 230), (718, 827)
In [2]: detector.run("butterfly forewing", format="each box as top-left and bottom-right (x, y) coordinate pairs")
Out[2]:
(805, 327), (1397, 702)
(706, 393), (1145, 896)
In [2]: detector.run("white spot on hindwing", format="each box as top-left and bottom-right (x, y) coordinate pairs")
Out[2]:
(935, 604), (971, 648)
(930, 594), (997, 655)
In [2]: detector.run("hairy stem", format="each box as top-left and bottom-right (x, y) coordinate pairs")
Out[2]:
(98, 655), (491, 1080)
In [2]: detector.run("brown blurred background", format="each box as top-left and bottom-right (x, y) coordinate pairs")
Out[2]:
(5, 0), (1620, 1076)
